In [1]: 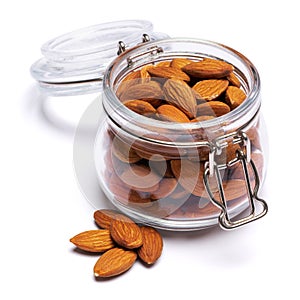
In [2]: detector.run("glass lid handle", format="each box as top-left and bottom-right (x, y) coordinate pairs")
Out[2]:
(203, 133), (268, 230)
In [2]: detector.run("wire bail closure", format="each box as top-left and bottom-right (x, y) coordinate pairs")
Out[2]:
(203, 132), (268, 230)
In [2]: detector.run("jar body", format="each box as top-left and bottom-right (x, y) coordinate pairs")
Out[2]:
(95, 39), (268, 230)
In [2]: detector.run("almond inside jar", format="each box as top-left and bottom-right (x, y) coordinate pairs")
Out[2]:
(102, 57), (264, 221)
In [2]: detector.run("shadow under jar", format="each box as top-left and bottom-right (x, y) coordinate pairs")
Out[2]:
(95, 38), (268, 231)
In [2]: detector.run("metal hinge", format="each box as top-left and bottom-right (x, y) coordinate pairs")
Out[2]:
(117, 34), (163, 66)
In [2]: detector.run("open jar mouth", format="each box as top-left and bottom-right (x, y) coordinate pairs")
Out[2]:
(103, 38), (261, 141)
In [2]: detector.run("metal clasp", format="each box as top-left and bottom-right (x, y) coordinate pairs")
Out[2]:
(117, 34), (163, 66)
(204, 132), (268, 230)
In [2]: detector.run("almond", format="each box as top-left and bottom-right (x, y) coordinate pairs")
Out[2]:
(227, 72), (241, 87)
(169, 183), (190, 200)
(170, 159), (205, 197)
(163, 79), (197, 118)
(214, 179), (247, 202)
(150, 178), (178, 200)
(170, 58), (193, 69)
(112, 136), (141, 164)
(139, 98), (162, 108)
(197, 101), (231, 117)
(147, 66), (190, 82)
(93, 248), (137, 278)
(229, 152), (264, 180)
(126, 190), (152, 206)
(225, 86), (247, 109)
(183, 58), (234, 79)
(157, 104), (190, 123)
(156, 61), (171, 67)
(110, 215), (143, 249)
(123, 99), (156, 115)
(150, 160), (174, 178)
(94, 209), (122, 229)
(215, 142), (241, 164)
(120, 81), (164, 102)
(170, 159), (220, 197)
(117, 71), (141, 98)
(137, 226), (163, 265)
(139, 65), (152, 83)
(109, 172), (132, 200)
(192, 79), (229, 101)
(70, 230), (115, 252)
(120, 164), (160, 192)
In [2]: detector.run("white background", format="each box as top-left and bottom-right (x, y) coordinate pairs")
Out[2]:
(1, 0), (299, 299)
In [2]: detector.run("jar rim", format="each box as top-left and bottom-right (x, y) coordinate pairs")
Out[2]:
(103, 38), (261, 136)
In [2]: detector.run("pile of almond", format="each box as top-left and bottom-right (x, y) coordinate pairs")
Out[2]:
(99, 56), (264, 221)
(117, 58), (247, 122)
(70, 209), (163, 278)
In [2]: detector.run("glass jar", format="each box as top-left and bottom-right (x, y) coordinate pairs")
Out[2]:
(31, 20), (268, 231)
(95, 38), (268, 231)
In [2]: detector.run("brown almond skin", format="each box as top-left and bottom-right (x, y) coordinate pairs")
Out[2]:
(157, 104), (190, 123)
(94, 248), (137, 278)
(94, 209), (122, 229)
(214, 179), (248, 202)
(183, 58), (234, 79)
(116, 71), (141, 97)
(120, 81), (164, 102)
(147, 66), (190, 82)
(137, 226), (163, 265)
(123, 100), (156, 115)
(193, 79), (229, 101)
(111, 137), (141, 164)
(70, 230), (115, 252)
(170, 160), (206, 197)
(227, 72), (241, 87)
(110, 215), (143, 249)
(120, 164), (160, 192)
(225, 86), (247, 109)
(170, 58), (193, 69)
(163, 79), (197, 118)
(197, 101), (231, 117)
(150, 178), (178, 200)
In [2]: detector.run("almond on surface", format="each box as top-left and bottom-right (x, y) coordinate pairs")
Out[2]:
(183, 58), (234, 79)
(93, 248), (137, 278)
(70, 230), (115, 252)
(110, 214), (143, 249)
(163, 79), (197, 118)
(137, 226), (163, 265)
(94, 209), (122, 229)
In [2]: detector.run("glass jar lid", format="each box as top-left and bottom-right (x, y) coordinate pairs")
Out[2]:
(30, 20), (169, 96)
